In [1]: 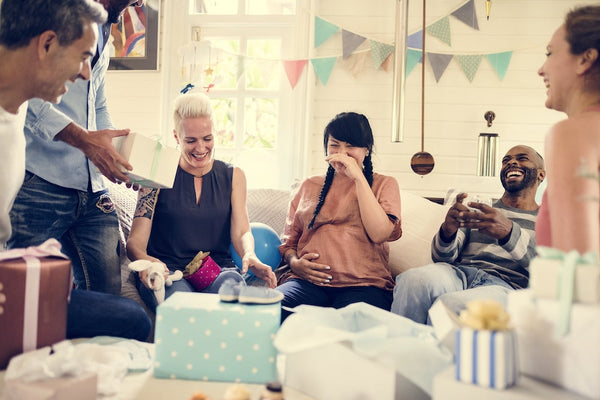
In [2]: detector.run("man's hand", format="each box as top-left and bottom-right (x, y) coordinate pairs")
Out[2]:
(458, 202), (513, 242)
(56, 123), (133, 183)
(440, 192), (470, 240)
(84, 129), (133, 183)
(289, 253), (332, 285)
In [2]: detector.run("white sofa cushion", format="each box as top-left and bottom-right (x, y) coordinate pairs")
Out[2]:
(388, 190), (449, 277)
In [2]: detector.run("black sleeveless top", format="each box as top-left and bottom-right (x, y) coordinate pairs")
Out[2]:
(147, 160), (236, 270)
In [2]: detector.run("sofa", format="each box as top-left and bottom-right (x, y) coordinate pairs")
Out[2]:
(106, 181), (450, 311)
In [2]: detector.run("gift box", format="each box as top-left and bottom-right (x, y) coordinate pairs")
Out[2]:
(3, 371), (97, 400)
(153, 292), (280, 384)
(507, 289), (600, 399)
(116, 131), (180, 188)
(0, 239), (72, 369)
(455, 327), (518, 390)
(275, 303), (451, 400)
(529, 255), (600, 304)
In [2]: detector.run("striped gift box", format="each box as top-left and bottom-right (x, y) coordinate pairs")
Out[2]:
(455, 327), (518, 389)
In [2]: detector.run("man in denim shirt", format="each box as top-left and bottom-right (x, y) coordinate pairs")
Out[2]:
(0, 0), (151, 342)
(8, 0), (145, 295)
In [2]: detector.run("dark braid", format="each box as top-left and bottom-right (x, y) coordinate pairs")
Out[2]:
(363, 153), (374, 187)
(308, 165), (335, 230)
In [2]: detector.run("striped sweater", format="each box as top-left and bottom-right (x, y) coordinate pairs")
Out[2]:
(431, 200), (538, 289)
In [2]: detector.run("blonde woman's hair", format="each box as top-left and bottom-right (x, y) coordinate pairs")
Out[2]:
(173, 92), (214, 131)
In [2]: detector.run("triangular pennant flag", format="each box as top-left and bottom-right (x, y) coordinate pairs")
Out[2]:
(340, 52), (370, 78)
(311, 57), (337, 85)
(342, 29), (367, 59)
(486, 51), (513, 81)
(314, 16), (339, 48)
(406, 49), (422, 78)
(427, 52), (453, 82)
(456, 54), (483, 82)
(381, 53), (393, 72)
(407, 31), (423, 49)
(370, 40), (395, 69)
(451, 0), (479, 31)
(283, 59), (308, 89)
(426, 17), (451, 46)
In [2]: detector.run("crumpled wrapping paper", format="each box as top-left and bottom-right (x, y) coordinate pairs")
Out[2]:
(4, 337), (151, 396)
(274, 302), (452, 396)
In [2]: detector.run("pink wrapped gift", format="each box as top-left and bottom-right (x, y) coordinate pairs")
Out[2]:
(184, 256), (221, 291)
(0, 239), (72, 369)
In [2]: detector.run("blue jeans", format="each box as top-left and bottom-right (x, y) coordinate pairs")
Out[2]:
(9, 172), (121, 294)
(277, 278), (393, 322)
(137, 267), (245, 312)
(390, 263), (513, 325)
(67, 290), (152, 341)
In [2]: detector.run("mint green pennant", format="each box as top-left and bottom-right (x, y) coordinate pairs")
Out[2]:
(406, 49), (422, 78)
(314, 16), (339, 48)
(486, 51), (513, 81)
(311, 57), (337, 85)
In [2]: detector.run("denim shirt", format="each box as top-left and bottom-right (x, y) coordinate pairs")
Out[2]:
(23, 24), (113, 193)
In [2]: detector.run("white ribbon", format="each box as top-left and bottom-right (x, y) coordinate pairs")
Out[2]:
(0, 239), (69, 351)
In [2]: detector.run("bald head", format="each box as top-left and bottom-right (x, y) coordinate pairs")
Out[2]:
(500, 145), (546, 195)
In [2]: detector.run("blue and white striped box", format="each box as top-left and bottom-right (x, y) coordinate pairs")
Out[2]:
(455, 327), (518, 389)
(153, 292), (280, 384)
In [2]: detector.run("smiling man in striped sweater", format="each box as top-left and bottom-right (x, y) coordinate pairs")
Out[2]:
(391, 145), (545, 324)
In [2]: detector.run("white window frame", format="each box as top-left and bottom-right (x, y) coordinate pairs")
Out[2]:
(161, 0), (312, 190)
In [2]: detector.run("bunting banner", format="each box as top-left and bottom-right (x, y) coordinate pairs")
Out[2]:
(178, 0), (518, 90)
(314, 16), (339, 48)
(456, 54), (483, 82)
(283, 60), (308, 89)
(486, 51), (513, 81)
(428, 52), (454, 82)
(311, 57), (337, 85)
(451, 0), (479, 31)
(342, 30), (367, 59)
(370, 40), (395, 70)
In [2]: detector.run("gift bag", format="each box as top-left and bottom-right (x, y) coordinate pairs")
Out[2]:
(183, 252), (221, 291)
(274, 302), (452, 400)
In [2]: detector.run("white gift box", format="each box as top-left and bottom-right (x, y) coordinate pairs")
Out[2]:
(507, 289), (600, 399)
(529, 257), (600, 304)
(429, 299), (462, 353)
(455, 327), (518, 390)
(116, 132), (180, 188)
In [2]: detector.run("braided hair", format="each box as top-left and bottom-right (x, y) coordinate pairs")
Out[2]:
(307, 112), (374, 229)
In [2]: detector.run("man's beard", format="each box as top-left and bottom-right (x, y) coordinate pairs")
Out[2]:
(501, 166), (539, 193)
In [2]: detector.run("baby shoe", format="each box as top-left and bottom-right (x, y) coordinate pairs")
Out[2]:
(218, 279), (244, 302)
(238, 286), (284, 305)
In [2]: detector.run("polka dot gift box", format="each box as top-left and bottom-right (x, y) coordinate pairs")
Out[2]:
(153, 292), (280, 384)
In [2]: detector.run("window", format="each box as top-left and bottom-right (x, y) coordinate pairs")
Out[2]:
(165, 0), (308, 189)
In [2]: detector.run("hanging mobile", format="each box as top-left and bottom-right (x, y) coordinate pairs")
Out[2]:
(410, 0), (435, 176)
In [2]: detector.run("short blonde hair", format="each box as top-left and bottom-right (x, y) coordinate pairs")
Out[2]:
(173, 92), (214, 131)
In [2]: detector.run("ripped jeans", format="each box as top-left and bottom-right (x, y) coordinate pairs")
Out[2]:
(8, 172), (121, 294)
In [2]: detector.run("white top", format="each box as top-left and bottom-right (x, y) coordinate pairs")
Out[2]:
(0, 102), (27, 249)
